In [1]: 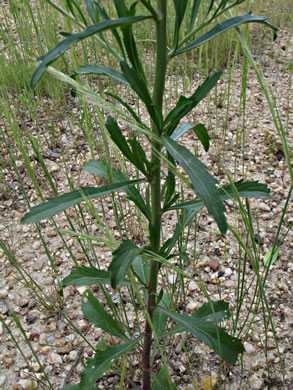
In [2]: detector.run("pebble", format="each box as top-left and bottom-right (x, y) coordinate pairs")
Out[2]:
(33, 255), (47, 271)
(0, 322), (3, 335)
(77, 319), (88, 331)
(259, 202), (271, 212)
(18, 297), (29, 308)
(69, 350), (78, 361)
(224, 267), (233, 277)
(187, 301), (199, 312)
(0, 289), (8, 299)
(208, 258), (219, 271)
(244, 342), (255, 354)
(277, 281), (288, 293)
(0, 375), (7, 387)
(188, 281), (198, 292)
(249, 374), (263, 389)
(284, 306), (293, 318)
(47, 352), (63, 365)
(76, 286), (87, 295)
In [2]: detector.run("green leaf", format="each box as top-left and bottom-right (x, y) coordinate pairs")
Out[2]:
(175, 13), (278, 56)
(163, 136), (227, 234)
(63, 385), (81, 390)
(105, 92), (144, 125)
(77, 64), (129, 85)
(132, 256), (149, 286)
(20, 179), (144, 224)
(153, 292), (171, 337)
(106, 116), (148, 176)
(83, 160), (151, 220)
(62, 266), (132, 287)
(192, 300), (231, 323)
(109, 240), (143, 288)
(82, 290), (127, 340)
(158, 307), (244, 364)
(163, 72), (222, 136)
(31, 15), (151, 88)
(120, 61), (159, 127)
(80, 338), (140, 389)
(170, 180), (271, 211)
(263, 246), (279, 267)
(152, 364), (177, 390)
(192, 123), (210, 152)
(85, 0), (100, 23)
(189, 0), (202, 29)
(173, 0), (188, 50)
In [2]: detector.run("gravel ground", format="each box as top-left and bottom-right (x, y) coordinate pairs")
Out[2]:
(0, 13), (292, 390)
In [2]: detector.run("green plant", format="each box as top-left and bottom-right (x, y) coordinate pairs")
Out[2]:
(21, 1), (277, 389)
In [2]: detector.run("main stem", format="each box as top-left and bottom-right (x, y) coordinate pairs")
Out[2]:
(142, 1), (167, 389)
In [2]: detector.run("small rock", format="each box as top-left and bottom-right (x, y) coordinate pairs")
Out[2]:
(277, 281), (288, 293)
(244, 342), (255, 354)
(249, 374), (263, 390)
(0, 289), (8, 299)
(77, 319), (88, 331)
(0, 375), (7, 387)
(188, 281), (198, 292)
(259, 202), (271, 212)
(76, 286), (87, 296)
(0, 322), (3, 336)
(69, 350), (78, 361)
(47, 352), (63, 365)
(32, 362), (41, 372)
(187, 301), (199, 312)
(18, 297), (29, 308)
(208, 258), (219, 272)
(283, 306), (293, 318)
(26, 312), (39, 325)
(224, 267), (232, 277)
(47, 230), (57, 237)
(33, 255), (47, 271)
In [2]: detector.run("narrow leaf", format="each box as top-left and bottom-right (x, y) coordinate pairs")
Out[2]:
(109, 240), (143, 288)
(163, 136), (227, 234)
(163, 72), (222, 136)
(62, 266), (131, 287)
(83, 160), (151, 220)
(192, 123), (210, 152)
(80, 338), (140, 389)
(175, 13), (278, 56)
(190, 0), (202, 29)
(82, 290), (127, 340)
(31, 15), (151, 88)
(21, 179), (144, 224)
(192, 300), (230, 323)
(152, 365), (177, 390)
(77, 64), (129, 85)
(169, 180), (271, 211)
(153, 292), (171, 337)
(132, 256), (149, 286)
(263, 246), (279, 267)
(159, 307), (244, 364)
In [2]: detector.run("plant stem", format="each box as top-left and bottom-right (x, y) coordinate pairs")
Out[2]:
(142, 1), (167, 389)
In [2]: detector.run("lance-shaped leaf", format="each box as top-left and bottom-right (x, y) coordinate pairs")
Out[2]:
(83, 160), (151, 220)
(163, 136), (227, 234)
(168, 180), (271, 227)
(31, 15), (151, 88)
(109, 240), (143, 289)
(106, 116), (148, 176)
(162, 122), (210, 152)
(82, 290), (127, 340)
(163, 72), (222, 136)
(192, 300), (230, 323)
(173, 0), (188, 49)
(120, 61), (160, 127)
(153, 365), (177, 390)
(175, 13), (278, 56)
(158, 307), (244, 364)
(189, 0), (202, 29)
(20, 179), (144, 224)
(170, 180), (271, 211)
(62, 266), (131, 287)
(77, 64), (129, 85)
(79, 338), (140, 389)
